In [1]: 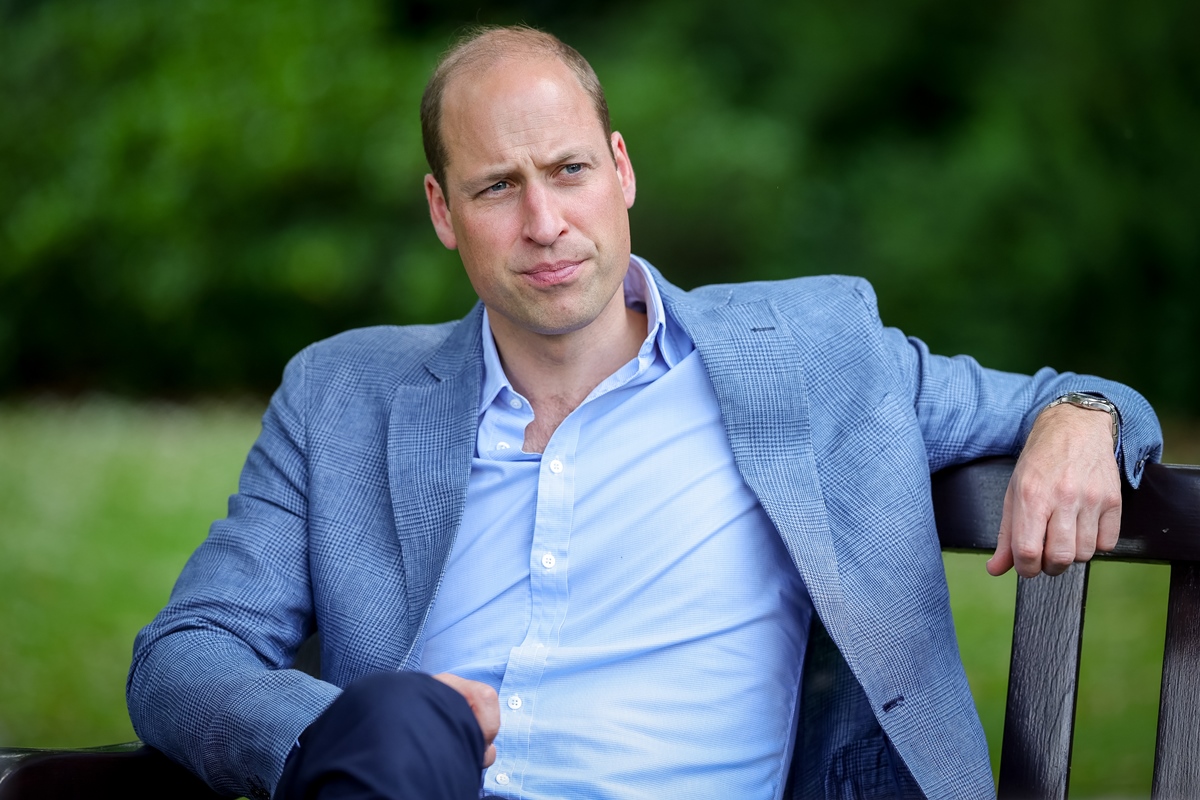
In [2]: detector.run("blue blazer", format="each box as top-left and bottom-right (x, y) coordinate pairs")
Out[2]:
(128, 268), (1162, 799)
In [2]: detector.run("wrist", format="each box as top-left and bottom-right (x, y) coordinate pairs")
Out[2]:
(1044, 392), (1120, 449)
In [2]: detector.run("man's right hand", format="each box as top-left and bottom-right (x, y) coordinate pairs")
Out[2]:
(433, 673), (500, 767)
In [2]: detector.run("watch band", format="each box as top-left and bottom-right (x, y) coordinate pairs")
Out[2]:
(1045, 392), (1120, 447)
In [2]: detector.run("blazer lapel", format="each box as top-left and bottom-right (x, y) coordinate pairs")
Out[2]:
(665, 288), (857, 654)
(386, 306), (483, 662)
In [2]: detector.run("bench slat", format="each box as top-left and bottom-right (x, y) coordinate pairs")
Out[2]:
(997, 563), (1090, 800)
(1152, 561), (1200, 798)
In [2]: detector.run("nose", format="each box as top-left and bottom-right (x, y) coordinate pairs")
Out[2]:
(521, 183), (567, 246)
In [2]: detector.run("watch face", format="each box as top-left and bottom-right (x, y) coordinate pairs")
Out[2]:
(1060, 392), (1113, 412)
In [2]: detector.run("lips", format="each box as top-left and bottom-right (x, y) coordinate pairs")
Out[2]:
(522, 259), (583, 287)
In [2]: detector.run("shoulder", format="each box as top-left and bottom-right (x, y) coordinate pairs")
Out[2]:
(275, 314), (478, 412)
(675, 274), (882, 335)
(300, 322), (463, 380)
(721, 274), (875, 310)
(640, 256), (878, 320)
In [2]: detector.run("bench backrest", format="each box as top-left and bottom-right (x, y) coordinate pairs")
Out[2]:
(933, 458), (1200, 799)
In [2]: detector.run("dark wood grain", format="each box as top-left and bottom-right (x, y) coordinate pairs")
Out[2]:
(1152, 561), (1200, 798)
(934, 457), (1200, 798)
(933, 459), (1200, 562)
(0, 744), (222, 800)
(997, 562), (1090, 800)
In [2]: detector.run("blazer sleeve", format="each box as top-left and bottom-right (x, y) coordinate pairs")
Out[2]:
(126, 348), (341, 799)
(851, 281), (1164, 486)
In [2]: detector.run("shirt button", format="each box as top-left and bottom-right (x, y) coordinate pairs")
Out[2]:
(508, 398), (522, 409)
(495, 772), (510, 785)
(541, 552), (556, 569)
(508, 694), (522, 710)
(549, 458), (564, 474)
(496, 441), (510, 450)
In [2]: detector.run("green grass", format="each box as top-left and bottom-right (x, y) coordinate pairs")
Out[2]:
(1, 401), (1197, 796)
(0, 400), (261, 748)
(947, 555), (1171, 796)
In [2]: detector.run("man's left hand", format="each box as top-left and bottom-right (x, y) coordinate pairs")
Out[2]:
(987, 403), (1122, 578)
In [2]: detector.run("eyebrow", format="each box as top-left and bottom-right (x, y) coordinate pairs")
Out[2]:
(466, 169), (514, 193)
(460, 147), (601, 194)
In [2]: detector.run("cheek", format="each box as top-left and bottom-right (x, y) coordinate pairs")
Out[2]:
(599, 199), (631, 247)
(456, 210), (512, 253)
(594, 186), (632, 231)
(455, 223), (509, 293)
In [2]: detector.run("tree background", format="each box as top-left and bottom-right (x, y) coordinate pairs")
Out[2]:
(2, 3), (1197, 793)
(1, 0), (1197, 417)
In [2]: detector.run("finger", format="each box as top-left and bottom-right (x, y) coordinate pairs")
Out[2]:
(432, 673), (500, 760)
(483, 743), (497, 768)
(432, 671), (460, 689)
(1041, 506), (1077, 577)
(469, 683), (500, 745)
(455, 679), (500, 742)
(1073, 501), (1101, 563)
(987, 482), (1017, 577)
(1097, 502), (1122, 552)
(1009, 475), (1052, 579)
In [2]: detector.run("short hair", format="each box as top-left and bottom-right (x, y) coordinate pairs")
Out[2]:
(420, 25), (613, 196)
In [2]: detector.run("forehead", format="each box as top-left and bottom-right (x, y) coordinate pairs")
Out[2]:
(439, 55), (605, 179)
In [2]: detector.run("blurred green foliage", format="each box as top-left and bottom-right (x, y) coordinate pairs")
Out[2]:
(1, 0), (1197, 412)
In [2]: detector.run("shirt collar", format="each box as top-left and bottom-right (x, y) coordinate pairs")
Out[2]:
(478, 255), (685, 415)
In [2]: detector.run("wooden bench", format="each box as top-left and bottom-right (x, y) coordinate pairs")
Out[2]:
(934, 456), (1200, 798)
(2, 456), (1197, 799)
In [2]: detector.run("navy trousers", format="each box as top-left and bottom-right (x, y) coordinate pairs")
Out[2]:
(276, 671), (485, 800)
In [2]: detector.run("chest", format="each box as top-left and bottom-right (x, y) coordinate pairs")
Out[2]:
(418, 352), (813, 798)
(429, 352), (805, 651)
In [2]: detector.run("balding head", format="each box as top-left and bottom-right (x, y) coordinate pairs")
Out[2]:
(420, 26), (612, 195)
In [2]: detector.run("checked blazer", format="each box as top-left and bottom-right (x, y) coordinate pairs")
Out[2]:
(128, 265), (1163, 800)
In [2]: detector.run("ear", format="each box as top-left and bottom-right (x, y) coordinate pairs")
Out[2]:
(611, 132), (637, 209)
(425, 174), (458, 250)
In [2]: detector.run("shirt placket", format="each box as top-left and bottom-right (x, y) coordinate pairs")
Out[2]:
(486, 413), (581, 796)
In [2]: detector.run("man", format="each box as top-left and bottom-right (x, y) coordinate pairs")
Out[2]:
(128, 26), (1162, 800)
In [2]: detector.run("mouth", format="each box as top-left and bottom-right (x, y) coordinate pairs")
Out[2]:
(522, 259), (583, 287)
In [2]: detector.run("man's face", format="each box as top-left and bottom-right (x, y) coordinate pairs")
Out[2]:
(425, 55), (636, 339)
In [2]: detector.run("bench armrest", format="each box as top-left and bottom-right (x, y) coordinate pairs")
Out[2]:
(0, 743), (224, 800)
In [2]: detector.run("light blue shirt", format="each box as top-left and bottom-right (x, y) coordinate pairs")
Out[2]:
(419, 257), (814, 800)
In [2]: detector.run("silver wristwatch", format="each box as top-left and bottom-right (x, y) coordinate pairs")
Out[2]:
(1045, 392), (1120, 447)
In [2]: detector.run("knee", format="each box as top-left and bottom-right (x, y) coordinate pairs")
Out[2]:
(312, 670), (480, 749)
(279, 671), (485, 800)
(334, 670), (438, 722)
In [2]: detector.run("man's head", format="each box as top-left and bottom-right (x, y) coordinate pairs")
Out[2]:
(420, 27), (637, 342)
(420, 26), (612, 195)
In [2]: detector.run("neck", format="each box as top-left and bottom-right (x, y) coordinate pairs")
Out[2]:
(488, 287), (647, 452)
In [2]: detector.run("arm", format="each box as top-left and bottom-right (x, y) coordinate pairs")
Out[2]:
(868, 288), (1163, 577)
(127, 350), (340, 799)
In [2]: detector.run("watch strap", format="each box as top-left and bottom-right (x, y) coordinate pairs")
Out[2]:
(1045, 392), (1120, 448)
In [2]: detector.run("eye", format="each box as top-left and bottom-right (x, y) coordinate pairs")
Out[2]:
(486, 180), (510, 193)
(562, 163), (584, 175)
